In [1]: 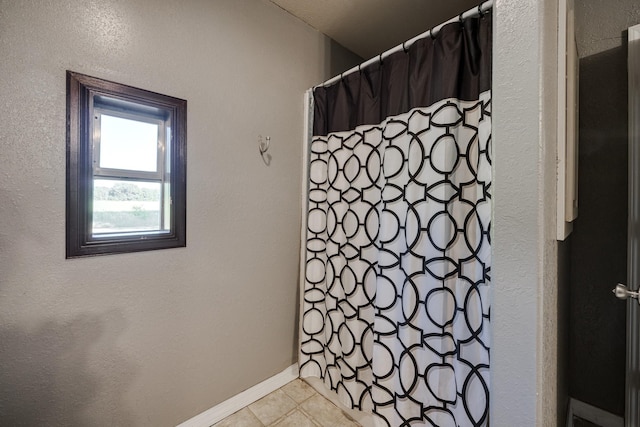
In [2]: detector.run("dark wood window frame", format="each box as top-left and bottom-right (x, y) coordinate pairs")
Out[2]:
(66, 71), (187, 258)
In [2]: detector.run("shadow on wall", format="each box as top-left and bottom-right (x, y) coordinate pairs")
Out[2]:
(0, 311), (137, 426)
(569, 41), (629, 417)
(324, 39), (364, 82)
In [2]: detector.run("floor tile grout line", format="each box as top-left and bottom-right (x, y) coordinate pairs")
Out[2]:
(245, 405), (266, 427)
(264, 386), (327, 426)
(213, 379), (362, 427)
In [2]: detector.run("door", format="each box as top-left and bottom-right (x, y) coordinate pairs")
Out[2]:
(569, 20), (639, 427)
(623, 23), (640, 427)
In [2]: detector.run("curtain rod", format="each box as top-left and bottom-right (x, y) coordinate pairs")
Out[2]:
(315, 0), (494, 89)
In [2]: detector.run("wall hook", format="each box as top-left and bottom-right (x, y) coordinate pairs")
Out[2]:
(259, 135), (271, 154)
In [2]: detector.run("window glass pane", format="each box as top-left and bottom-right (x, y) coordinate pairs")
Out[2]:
(163, 182), (171, 231)
(165, 126), (171, 173)
(92, 179), (162, 235)
(99, 114), (158, 172)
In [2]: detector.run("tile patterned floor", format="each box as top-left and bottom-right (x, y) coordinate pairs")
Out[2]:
(212, 379), (361, 427)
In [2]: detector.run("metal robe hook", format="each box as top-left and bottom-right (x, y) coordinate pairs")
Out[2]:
(259, 135), (271, 154)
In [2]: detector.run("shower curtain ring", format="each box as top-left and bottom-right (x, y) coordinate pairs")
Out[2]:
(477, 4), (484, 16)
(402, 41), (408, 53)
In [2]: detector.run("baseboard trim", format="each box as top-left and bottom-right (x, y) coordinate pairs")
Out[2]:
(566, 398), (624, 427)
(176, 364), (299, 427)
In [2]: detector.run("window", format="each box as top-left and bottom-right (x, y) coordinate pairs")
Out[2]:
(66, 71), (186, 257)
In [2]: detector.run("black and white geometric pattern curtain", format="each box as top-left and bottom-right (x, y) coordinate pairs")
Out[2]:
(300, 14), (492, 427)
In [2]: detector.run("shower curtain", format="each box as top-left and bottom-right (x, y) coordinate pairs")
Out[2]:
(300, 14), (492, 427)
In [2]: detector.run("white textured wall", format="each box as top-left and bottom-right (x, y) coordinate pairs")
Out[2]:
(539, 1), (562, 425)
(492, 0), (560, 425)
(0, 1), (351, 425)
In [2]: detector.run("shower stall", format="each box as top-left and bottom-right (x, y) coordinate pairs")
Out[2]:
(298, 2), (493, 425)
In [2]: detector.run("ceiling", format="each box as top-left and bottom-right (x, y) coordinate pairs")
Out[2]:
(270, 0), (482, 60)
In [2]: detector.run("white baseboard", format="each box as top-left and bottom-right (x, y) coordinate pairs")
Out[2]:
(567, 398), (624, 427)
(176, 364), (299, 427)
